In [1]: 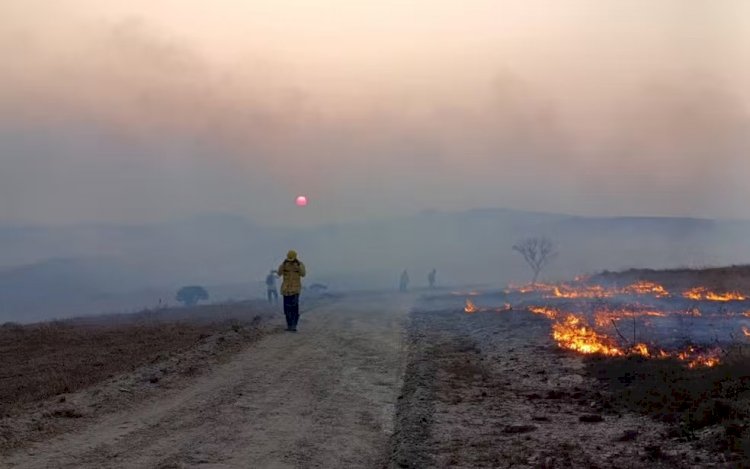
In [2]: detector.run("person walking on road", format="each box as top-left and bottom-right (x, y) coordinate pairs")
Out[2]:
(278, 250), (306, 332)
(265, 270), (279, 304)
(399, 270), (410, 292)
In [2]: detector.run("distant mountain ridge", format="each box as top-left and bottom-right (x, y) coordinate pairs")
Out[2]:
(2, 209), (750, 322)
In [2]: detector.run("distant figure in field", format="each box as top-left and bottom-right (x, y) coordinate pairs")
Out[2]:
(265, 270), (279, 304)
(428, 269), (437, 289)
(399, 270), (410, 292)
(277, 250), (306, 332)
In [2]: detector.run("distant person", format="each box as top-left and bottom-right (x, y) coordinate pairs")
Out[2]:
(277, 250), (306, 332)
(428, 269), (437, 289)
(265, 270), (279, 304)
(399, 270), (410, 292)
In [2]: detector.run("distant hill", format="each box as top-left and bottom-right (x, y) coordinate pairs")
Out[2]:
(2, 210), (750, 322)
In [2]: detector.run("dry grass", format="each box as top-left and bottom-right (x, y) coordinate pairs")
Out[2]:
(592, 264), (750, 293)
(587, 265), (750, 462)
(587, 346), (750, 462)
(0, 301), (272, 415)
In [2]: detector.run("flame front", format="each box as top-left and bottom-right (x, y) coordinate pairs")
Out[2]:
(553, 284), (614, 299)
(552, 314), (624, 356)
(632, 343), (650, 357)
(625, 281), (670, 297)
(534, 306), (724, 367)
(683, 287), (747, 302)
(528, 306), (559, 319)
(685, 350), (722, 368)
(593, 308), (668, 328)
(464, 279), (739, 368)
(516, 280), (672, 299)
(743, 326), (750, 337)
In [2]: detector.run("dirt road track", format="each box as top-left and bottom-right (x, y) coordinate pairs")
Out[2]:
(4, 295), (412, 469)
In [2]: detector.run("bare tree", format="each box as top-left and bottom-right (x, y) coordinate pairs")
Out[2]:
(512, 237), (558, 284)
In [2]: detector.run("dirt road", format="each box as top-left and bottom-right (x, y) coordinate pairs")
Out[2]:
(4, 295), (412, 469)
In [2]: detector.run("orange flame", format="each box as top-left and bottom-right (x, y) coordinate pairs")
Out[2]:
(687, 354), (721, 369)
(552, 314), (624, 356)
(548, 311), (721, 367)
(631, 343), (650, 357)
(659, 346), (722, 368)
(528, 306), (559, 320)
(509, 283), (559, 294)
(683, 287), (747, 302)
(593, 308), (668, 328)
(624, 281), (670, 297)
(743, 326), (750, 337)
(514, 280), (671, 299)
(477, 281), (727, 368)
(551, 284), (612, 299)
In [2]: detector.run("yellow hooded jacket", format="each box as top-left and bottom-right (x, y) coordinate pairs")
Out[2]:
(278, 252), (306, 296)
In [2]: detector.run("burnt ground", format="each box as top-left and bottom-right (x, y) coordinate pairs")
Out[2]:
(388, 304), (736, 468)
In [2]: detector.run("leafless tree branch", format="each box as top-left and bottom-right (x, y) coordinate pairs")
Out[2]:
(512, 236), (558, 283)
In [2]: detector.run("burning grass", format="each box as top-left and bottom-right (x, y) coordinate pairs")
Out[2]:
(586, 349), (750, 460)
(518, 280), (747, 303)
(464, 269), (750, 369)
(463, 298), (511, 314)
(551, 314), (624, 356)
(683, 287), (747, 302)
(535, 280), (672, 299)
(592, 265), (750, 298)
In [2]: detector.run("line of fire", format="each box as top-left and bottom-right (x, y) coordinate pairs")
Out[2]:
(454, 279), (750, 369)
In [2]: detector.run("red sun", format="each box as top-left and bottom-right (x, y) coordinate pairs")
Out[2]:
(295, 195), (308, 207)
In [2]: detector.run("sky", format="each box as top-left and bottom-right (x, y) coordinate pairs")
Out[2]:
(1, 0), (749, 226)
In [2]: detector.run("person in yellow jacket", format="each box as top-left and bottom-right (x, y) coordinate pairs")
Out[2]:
(277, 250), (306, 332)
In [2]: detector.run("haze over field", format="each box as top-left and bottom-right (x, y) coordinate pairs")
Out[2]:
(2, 1), (750, 320)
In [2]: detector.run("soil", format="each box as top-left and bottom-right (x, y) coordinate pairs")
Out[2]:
(387, 305), (732, 468)
(1, 291), (735, 468)
(2, 294), (412, 468)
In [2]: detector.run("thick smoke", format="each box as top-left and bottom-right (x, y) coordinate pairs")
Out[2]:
(1, 2), (750, 321)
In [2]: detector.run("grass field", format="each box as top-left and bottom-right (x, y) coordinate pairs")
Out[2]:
(0, 301), (273, 416)
(587, 265), (750, 464)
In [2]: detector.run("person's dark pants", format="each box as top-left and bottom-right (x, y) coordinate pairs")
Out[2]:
(267, 289), (278, 304)
(283, 294), (300, 330)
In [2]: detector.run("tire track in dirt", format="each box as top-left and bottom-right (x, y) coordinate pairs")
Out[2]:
(4, 294), (413, 469)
